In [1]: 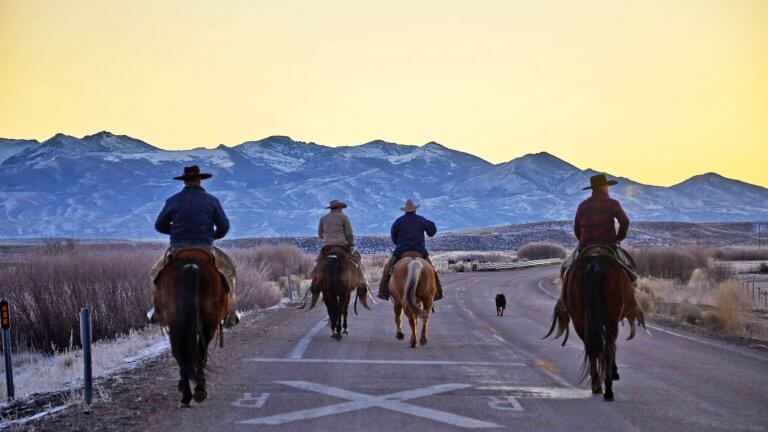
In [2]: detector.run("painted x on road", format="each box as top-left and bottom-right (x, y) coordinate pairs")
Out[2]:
(238, 381), (502, 429)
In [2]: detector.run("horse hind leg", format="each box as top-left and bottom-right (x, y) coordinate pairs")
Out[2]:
(178, 369), (193, 407)
(394, 303), (405, 340)
(408, 314), (418, 348)
(590, 357), (602, 395)
(419, 307), (430, 346)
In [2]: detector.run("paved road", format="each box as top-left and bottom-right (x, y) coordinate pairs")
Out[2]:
(149, 266), (768, 431)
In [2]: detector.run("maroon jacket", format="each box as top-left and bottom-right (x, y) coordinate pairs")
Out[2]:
(574, 191), (629, 248)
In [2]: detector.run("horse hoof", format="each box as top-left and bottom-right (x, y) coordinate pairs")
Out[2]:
(592, 387), (603, 395)
(604, 392), (614, 402)
(396, 331), (404, 340)
(410, 343), (417, 348)
(333, 333), (342, 341)
(179, 402), (191, 409)
(419, 336), (427, 346)
(193, 389), (207, 403)
(342, 329), (349, 335)
(612, 371), (620, 381)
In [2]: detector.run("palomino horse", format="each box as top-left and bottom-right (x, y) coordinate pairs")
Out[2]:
(390, 252), (437, 348)
(544, 246), (647, 401)
(155, 249), (229, 406)
(306, 246), (369, 340)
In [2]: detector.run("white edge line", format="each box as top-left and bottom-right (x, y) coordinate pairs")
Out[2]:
(537, 278), (768, 363)
(289, 319), (327, 359)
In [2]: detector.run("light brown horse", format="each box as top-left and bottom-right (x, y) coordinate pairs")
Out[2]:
(306, 246), (369, 340)
(390, 253), (437, 348)
(544, 247), (647, 401)
(155, 249), (229, 406)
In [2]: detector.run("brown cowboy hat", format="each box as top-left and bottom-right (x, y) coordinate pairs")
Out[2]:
(173, 165), (213, 181)
(400, 198), (420, 212)
(326, 200), (348, 209)
(583, 174), (618, 190)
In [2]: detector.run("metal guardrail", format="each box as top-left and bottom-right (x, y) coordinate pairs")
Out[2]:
(475, 258), (564, 272)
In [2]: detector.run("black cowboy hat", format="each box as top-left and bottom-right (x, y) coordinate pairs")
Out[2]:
(173, 165), (213, 181)
(583, 174), (618, 190)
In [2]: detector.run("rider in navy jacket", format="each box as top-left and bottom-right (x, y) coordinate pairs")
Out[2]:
(155, 185), (229, 247)
(378, 199), (443, 301)
(391, 212), (436, 261)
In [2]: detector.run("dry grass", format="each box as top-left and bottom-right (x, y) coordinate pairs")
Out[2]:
(516, 242), (567, 260)
(0, 243), (312, 353)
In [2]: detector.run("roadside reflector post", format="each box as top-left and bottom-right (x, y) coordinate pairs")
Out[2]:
(1, 300), (13, 401)
(79, 308), (93, 408)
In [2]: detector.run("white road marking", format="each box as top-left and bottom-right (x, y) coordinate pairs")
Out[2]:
(232, 392), (271, 408)
(487, 396), (524, 411)
(239, 381), (501, 429)
(288, 319), (327, 359)
(246, 357), (527, 367)
(478, 386), (592, 400)
(537, 278), (768, 363)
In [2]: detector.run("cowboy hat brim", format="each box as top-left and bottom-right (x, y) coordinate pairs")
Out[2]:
(173, 173), (213, 181)
(582, 179), (618, 190)
(400, 205), (420, 211)
(326, 203), (348, 209)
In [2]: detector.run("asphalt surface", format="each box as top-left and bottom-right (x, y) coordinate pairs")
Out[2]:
(146, 266), (768, 432)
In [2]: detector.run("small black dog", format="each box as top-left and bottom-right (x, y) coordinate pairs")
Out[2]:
(495, 293), (507, 316)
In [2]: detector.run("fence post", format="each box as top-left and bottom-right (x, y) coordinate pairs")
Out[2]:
(1, 300), (13, 401)
(79, 308), (93, 408)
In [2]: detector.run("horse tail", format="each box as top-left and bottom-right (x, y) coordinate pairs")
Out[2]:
(405, 259), (425, 318)
(580, 257), (613, 383)
(326, 255), (341, 323)
(170, 264), (202, 383)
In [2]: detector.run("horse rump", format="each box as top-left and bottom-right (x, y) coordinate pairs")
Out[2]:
(405, 259), (425, 318)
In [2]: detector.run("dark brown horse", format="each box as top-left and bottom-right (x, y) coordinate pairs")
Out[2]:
(155, 249), (229, 406)
(545, 247), (647, 401)
(306, 246), (369, 340)
(390, 254), (437, 348)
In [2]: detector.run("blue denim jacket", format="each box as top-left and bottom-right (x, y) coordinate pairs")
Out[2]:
(391, 212), (437, 259)
(155, 186), (230, 247)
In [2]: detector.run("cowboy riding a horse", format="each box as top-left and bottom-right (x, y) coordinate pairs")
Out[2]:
(305, 200), (370, 340)
(545, 174), (647, 402)
(150, 165), (239, 406)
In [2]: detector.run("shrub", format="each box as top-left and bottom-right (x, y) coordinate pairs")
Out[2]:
(629, 246), (710, 282)
(231, 244), (314, 280)
(516, 242), (567, 260)
(759, 263), (768, 274)
(714, 280), (748, 334)
(676, 302), (702, 325)
(635, 289), (655, 314)
(704, 263), (733, 283)
(713, 247), (768, 261)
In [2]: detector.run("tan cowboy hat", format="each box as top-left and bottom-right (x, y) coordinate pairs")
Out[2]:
(583, 174), (618, 190)
(326, 200), (348, 209)
(173, 165), (213, 181)
(400, 199), (420, 212)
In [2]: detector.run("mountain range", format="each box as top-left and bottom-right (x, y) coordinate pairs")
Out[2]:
(0, 131), (766, 239)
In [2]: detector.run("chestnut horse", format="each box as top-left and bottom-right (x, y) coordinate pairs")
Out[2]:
(306, 246), (369, 340)
(390, 253), (437, 348)
(155, 249), (229, 406)
(544, 247), (647, 401)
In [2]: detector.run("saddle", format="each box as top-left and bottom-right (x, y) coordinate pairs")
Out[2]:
(151, 246), (236, 293)
(561, 244), (638, 284)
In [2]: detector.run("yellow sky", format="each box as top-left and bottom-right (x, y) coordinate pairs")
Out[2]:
(1, 0), (766, 187)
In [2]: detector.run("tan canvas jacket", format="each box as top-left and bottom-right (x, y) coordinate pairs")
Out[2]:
(318, 211), (354, 247)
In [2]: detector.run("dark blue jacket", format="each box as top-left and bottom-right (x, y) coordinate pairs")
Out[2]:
(391, 212), (437, 259)
(155, 186), (229, 247)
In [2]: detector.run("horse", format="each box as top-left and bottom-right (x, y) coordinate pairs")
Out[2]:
(306, 246), (369, 340)
(390, 253), (437, 348)
(544, 246), (647, 401)
(154, 248), (229, 406)
(495, 293), (506, 316)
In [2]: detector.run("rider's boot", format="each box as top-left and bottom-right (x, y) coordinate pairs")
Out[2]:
(426, 257), (444, 301)
(377, 257), (393, 300)
(224, 293), (241, 328)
